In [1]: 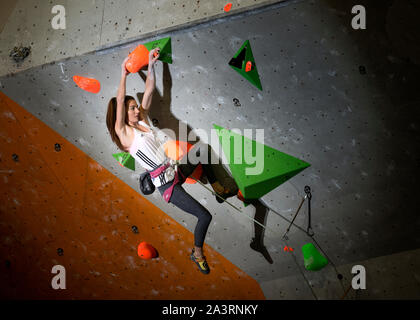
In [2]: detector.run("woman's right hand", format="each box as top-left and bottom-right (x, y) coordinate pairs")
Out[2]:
(121, 57), (130, 77)
(149, 48), (160, 66)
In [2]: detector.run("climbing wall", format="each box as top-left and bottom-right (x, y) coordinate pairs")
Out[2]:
(0, 91), (265, 299)
(1, 0), (419, 300)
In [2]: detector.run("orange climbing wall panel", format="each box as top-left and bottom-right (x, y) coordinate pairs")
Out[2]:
(0, 91), (265, 300)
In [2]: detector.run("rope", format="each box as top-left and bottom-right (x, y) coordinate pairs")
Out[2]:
(184, 170), (310, 237)
(185, 174), (320, 299)
(181, 169), (346, 299)
(341, 283), (353, 300)
(192, 177), (280, 235)
(282, 195), (307, 240)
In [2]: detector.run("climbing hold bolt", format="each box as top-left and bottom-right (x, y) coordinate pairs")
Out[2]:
(9, 45), (31, 63)
(233, 98), (241, 107)
(131, 225), (139, 234)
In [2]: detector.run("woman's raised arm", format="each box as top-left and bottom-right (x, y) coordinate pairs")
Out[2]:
(115, 57), (130, 134)
(141, 48), (160, 111)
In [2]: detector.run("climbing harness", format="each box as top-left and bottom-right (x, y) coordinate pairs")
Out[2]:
(148, 159), (185, 203)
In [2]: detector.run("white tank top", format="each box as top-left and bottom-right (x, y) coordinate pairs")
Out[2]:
(128, 115), (176, 187)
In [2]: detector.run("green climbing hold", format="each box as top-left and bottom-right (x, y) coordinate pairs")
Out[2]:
(302, 243), (328, 271)
(213, 124), (310, 202)
(144, 37), (172, 64)
(112, 152), (135, 171)
(228, 40), (262, 90)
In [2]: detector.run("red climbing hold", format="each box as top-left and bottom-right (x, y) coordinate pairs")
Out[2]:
(73, 75), (101, 93)
(224, 3), (232, 12)
(237, 189), (245, 201)
(245, 61), (252, 72)
(138, 241), (157, 260)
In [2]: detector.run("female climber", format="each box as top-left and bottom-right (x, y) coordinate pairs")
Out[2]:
(106, 48), (236, 274)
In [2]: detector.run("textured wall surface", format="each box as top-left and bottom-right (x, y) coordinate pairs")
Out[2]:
(0, 0), (419, 300)
(0, 90), (265, 299)
(0, 0), (17, 34)
(0, 0), (285, 77)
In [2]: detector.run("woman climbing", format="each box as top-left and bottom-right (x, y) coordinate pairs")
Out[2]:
(106, 48), (236, 274)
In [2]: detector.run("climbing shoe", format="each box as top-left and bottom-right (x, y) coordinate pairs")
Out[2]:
(215, 188), (237, 203)
(190, 249), (210, 274)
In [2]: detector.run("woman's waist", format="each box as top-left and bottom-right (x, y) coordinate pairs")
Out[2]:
(150, 159), (177, 177)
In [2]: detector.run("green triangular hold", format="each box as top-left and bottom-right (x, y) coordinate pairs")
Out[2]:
(144, 37), (172, 64)
(302, 243), (328, 271)
(112, 152), (135, 171)
(213, 124), (310, 200)
(228, 40), (262, 91)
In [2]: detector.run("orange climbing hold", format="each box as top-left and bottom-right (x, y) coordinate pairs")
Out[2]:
(185, 163), (202, 184)
(224, 3), (232, 12)
(163, 140), (202, 184)
(126, 44), (150, 73)
(164, 140), (189, 160)
(138, 242), (158, 260)
(73, 76), (101, 93)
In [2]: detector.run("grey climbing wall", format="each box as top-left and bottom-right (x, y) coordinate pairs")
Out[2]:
(1, 0), (419, 299)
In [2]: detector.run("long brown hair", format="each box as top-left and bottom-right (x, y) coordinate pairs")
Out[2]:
(106, 95), (136, 152)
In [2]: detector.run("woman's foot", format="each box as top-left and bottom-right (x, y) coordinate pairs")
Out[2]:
(211, 181), (225, 194)
(211, 181), (236, 203)
(191, 248), (210, 274)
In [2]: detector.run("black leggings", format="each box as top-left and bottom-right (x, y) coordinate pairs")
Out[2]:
(157, 143), (218, 247)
